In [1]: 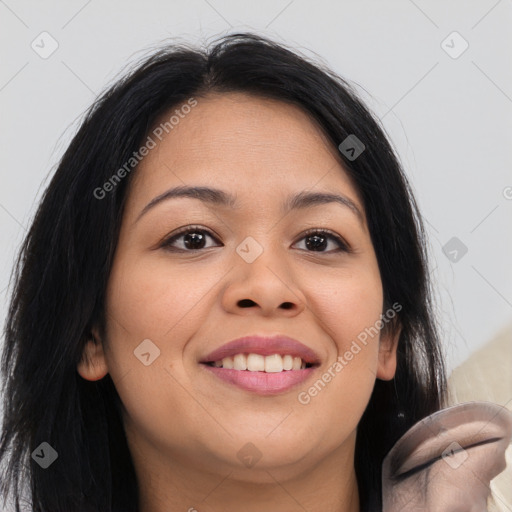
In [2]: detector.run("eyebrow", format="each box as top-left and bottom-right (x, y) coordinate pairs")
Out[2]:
(135, 185), (364, 225)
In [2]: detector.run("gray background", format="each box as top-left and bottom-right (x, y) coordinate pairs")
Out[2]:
(1, 0), (511, 381)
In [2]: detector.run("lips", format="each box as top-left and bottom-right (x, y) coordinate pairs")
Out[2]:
(199, 334), (321, 366)
(198, 335), (321, 395)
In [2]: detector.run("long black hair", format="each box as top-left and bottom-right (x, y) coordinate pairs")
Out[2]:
(0, 32), (446, 512)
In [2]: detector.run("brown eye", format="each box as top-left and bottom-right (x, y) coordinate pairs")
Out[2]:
(160, 226), (221, 252)
(160, 226), (350, 254)
(294, 229), (350, 253)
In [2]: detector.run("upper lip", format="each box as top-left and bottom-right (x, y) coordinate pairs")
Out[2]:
(199, 335), (321, 365)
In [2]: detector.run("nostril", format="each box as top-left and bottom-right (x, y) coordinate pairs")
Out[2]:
(237, 299), (296, 310)
(238, 299), (256, 308)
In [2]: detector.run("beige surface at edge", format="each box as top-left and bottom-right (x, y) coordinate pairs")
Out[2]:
(447, 324), (512, 512)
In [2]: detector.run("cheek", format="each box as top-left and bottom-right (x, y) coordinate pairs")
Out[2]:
(293, 265), (383, 435)
(308, 262), (384, 358)
(100, 255), (194, 394)
(101, 256), (221, 451)
(104, 252), (220, 343)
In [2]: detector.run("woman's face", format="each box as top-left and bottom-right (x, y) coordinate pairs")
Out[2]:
(79, 92), (398, 488)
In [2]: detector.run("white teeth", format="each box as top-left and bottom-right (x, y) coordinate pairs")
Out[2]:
(210, 353), (311, 372)
(264, 354), (283, 373)
(233, 353), (247, 370)
(221, 357), (234, 369)
(292, 356), (302, 370)
(247, 353), (265, 371)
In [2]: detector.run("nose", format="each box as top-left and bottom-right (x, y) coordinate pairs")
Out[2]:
(221, 247), (306, 318)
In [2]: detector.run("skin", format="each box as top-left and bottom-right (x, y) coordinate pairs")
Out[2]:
(78, 92), (400, 512)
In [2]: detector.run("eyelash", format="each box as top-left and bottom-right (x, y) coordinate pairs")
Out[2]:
(159, 225), (351, 254)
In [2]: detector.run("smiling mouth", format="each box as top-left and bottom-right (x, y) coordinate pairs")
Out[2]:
(200, 352), (320, 395)
(202, 353), (317, 372)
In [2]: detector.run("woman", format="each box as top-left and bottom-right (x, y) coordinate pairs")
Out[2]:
(0, 32), (466, 511)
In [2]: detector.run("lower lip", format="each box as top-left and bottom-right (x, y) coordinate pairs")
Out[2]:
(200, 364), (317, 395)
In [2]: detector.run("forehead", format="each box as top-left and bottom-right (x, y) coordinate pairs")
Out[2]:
(128, 92), (363, 213)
